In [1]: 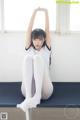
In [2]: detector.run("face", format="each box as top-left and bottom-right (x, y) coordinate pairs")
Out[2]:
(32, 38), (45, 51)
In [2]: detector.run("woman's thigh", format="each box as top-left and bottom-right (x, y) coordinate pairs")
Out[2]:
(21, 54), (34, 97)
(41, 65), (54, 100)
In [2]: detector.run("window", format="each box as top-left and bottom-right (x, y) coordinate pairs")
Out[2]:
(4, 0), (56, 31)
(70, 4), (80, 31)
(0, 0), (1, 30)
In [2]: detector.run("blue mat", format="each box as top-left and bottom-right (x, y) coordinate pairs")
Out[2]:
(0, 82), (80, 107)
(0, 82), (24, 107)
(39, 82), (80, 108)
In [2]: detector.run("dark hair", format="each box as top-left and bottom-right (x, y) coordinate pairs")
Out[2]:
(31, 28), (46, 48)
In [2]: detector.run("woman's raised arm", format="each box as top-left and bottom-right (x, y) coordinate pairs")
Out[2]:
(38, 8), (51, 49)
(25, 9), (37, 49)
(44, 9), (51, 49)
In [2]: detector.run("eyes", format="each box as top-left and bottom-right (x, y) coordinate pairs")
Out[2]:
(33, 39), (43, 41)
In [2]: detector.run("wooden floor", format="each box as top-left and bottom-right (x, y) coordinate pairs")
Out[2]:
(0, 107), (80, 120)
(29, 108), (80, 120)
(0, 108), (26, 120)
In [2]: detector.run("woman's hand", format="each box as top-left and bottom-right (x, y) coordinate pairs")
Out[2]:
(35, 7), (48, 12)
(39, 8), (48, 12)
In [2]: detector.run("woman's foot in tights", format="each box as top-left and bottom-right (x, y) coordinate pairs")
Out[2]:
(16, 96), (41, 112)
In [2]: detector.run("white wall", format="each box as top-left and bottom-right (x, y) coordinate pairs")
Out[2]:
(0, 32), (25, 82)
(0, 32), (80, 82)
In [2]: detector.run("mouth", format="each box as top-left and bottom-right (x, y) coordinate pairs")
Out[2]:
(35, 46), (41, 50)
(36, 45), (40, 48)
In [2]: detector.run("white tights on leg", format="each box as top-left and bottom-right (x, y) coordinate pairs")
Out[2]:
(31, 55), (45, 103)
(17, 55), (34, 111)
(17, 54), (47, 112)
(24, 54), (45, 108)
(42, 64), (53, 100)
(22, 55), (34, 98)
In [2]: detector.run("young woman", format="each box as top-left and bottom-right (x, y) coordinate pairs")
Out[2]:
(17, 7), (53, 112)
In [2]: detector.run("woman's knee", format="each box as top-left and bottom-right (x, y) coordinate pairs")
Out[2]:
(25, 54), (33, 60)
(23, 54), (33, 63)
(33, 54), (44, 64)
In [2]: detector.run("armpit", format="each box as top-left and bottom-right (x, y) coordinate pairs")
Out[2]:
(45, 43), (51, 51)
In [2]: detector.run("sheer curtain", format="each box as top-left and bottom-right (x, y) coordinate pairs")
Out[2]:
(0, 0), (1, 30)
(70, 4), (80, 31)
